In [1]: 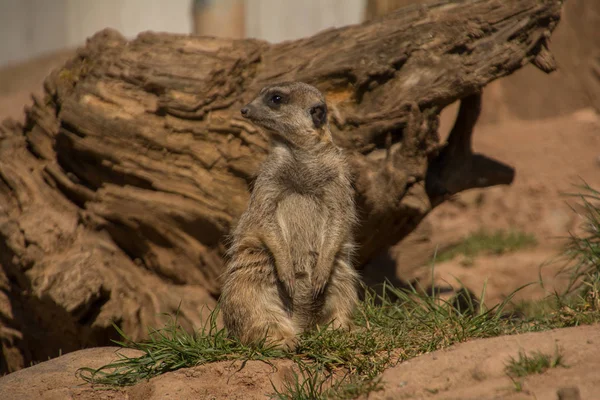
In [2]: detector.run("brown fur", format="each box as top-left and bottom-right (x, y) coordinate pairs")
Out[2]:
(219, 82), (359, 350)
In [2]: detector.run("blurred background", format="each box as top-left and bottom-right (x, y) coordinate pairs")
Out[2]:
(0, 0), (367, 67)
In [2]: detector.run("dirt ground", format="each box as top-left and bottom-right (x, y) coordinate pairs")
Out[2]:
(390, 105), (600, 306)
(358, 101), (600, 313)
(1, 324), (598, 399)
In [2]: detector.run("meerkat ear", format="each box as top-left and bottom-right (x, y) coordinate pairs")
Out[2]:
(310, 103), (327, 129)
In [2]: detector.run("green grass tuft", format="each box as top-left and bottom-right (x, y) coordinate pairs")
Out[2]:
(561, 182), (600, 294)
(77, 281), (562, 398)
(77, 306), (287, 386)
(270, 363), (332, 400)
(435, 229), (538, 264)
(505, 348), (566, 378)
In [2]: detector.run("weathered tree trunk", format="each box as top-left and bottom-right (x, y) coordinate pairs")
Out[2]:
(0, 0), (561, 373)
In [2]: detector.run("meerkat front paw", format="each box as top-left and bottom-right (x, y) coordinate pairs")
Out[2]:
(311, 265), (330, 300)
(278, 269), (296, 298)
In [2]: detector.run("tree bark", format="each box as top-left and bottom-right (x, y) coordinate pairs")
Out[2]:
(0, 0), (562, 373)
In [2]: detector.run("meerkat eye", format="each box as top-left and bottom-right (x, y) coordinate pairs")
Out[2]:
(265, 92), (287, 108)
(271, 94), (283, 104)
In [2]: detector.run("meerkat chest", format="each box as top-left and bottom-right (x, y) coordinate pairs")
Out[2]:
(276, 193), (327, 273)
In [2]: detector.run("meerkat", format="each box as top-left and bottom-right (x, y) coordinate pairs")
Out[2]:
(219, 81), (359, 350)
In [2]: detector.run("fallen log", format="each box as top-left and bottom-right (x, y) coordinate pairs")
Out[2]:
(0, 0), (562, 373)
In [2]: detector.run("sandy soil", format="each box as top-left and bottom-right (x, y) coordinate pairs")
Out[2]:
(372, 324), (600, 400)
(1, 324), (597, 399)
(359, 105), (600, 313)
(362, 106), (600, 306)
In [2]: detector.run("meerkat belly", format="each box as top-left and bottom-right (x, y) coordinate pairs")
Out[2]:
(276, 193), (326, 278)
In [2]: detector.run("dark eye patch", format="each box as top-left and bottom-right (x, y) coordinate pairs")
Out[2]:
(310, 103), (327, 128)
(264, 91), (288, 108)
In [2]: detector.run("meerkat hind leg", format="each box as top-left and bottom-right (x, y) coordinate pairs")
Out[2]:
(221, 265), (299, 350)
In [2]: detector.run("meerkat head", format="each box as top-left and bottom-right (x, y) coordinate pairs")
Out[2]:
(240, 82), (330, 148)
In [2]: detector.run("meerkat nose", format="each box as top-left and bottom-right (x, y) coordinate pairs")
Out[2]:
(241, 107), (250, 117)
